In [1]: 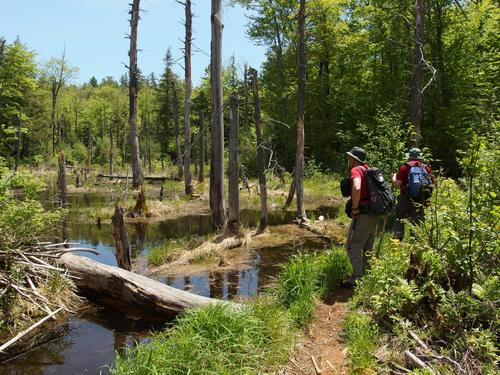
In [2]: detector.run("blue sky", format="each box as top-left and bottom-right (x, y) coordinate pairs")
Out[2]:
(1, 0), (268, 85)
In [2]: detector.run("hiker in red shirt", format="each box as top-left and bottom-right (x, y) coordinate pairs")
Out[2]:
(392, 148), (433, 240)
(344, 147), (377, 286)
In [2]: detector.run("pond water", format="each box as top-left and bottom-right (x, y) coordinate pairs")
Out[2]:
(1, 191), (339, 374)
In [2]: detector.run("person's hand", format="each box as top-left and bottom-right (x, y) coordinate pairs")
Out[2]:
(351, 207), (360, 218)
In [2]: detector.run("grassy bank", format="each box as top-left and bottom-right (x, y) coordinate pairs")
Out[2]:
(112, 246), (352, 374)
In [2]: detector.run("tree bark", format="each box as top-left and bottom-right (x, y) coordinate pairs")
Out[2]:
(243, 64), (249, 129)
(109, 124), (113, 176)
(171, 80), (183, 179)
(58, 253), (235, 321)
(111, 206), (132, 271)
(284, 168), (296, 209)
(251, 69), (268, 233)
(228, 93), (240, 234)
(58, 151), (68, 209)
(409, 0), (426, 146)
(14, 116), (21, 171)
(210, 0), (226, 228)
(86, 124), (92, 180)
(295, 0), (307, 220)
(198, 110), (205, 182)
(128, 0), (144, 188)
(58, 150), (69, 243)
(183, 0), (193, 195)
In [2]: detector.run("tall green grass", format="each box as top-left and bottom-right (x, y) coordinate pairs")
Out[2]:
(343, 311), (380, 371)
(272, 246), (352, 327)
(113, 246), (352, 374)
(112, 300), (295, 375)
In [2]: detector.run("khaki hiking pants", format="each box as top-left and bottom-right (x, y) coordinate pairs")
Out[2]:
(346, 213), (378, 281)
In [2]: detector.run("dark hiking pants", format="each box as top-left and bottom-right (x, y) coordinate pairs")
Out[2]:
(392, 191), (424, 240)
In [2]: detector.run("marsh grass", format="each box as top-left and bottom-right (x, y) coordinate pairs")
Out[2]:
(147, 242), (183, 266)
(272, 246), (351, 327)
(189, 248), (224, 265)
(343, 311), (380, 371)
(112, 300), (296, 375)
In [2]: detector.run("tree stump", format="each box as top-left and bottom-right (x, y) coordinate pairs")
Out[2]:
(111, 205), (132, 271)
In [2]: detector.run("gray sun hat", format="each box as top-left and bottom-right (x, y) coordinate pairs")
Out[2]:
(406, 147), (423, 160)
(346, 147), (366, 164)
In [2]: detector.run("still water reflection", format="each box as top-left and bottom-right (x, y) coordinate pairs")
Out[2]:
(1, 192), (338, 374)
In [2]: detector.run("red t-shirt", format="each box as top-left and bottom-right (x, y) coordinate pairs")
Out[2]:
(396, 161), (432, 192)
(350, 164), (370, 206)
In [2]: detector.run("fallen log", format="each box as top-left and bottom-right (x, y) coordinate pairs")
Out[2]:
(58, 253), (235, 320)
(95, 173), (176, 182)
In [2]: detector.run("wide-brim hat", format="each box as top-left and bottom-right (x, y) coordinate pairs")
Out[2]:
(406, 147), (423, 160)
(346, 146), (366, 164)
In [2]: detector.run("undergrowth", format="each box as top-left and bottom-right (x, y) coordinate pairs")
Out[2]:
(344, 132), (499, 374)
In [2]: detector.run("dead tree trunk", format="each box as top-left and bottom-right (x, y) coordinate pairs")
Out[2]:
(129, 186), (149, 218)
(182, 0), (193, 195)
(171, 80), (183, 179)
(128, 0), (144, 188)
(109, 124), (113, 176)
(284, 168), (296, 209)
(243, 64), (249, 129)
(58, 151), (69, 243)
(86, 124), (92, 181)
(58, 151), (68, 209)
(198, 110), (205, 182)
(228, 93), (240, 234)
(295, 0), (307, 221)
(210, 0), (226, 228)
(111, 206), (132, 271)
(14, 116), (21, 172)
(409, 0), (426, 146)
(251, 69), (268, 233)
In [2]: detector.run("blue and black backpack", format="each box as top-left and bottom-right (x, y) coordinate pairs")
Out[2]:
(407, 163), (433, 200)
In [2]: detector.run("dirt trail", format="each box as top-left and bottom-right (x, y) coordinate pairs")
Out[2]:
(285, 288), (353, 375)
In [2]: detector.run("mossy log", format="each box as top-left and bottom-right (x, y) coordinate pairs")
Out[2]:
(58, 253), (235, 320)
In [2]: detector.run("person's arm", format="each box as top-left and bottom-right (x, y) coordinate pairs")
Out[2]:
(392, 173), (403, 188)
(351, 177), (361, 217)
(392, 165), (405, 188)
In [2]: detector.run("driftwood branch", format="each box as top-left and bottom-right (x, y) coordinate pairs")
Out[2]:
(0, 307), (64, 353)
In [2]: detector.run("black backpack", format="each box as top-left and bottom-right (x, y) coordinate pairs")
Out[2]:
(360, 166), (395, 215)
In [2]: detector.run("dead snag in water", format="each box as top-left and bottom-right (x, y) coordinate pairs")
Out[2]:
(128, 0), (144, 188)
(227, 92), (240, 235)
(250, 69), (268, 234)
(58, 151), (69, 243)
(210, 0), (226, 228)
(111, 206), (132, 271)
(126, 186), (149, 218)
(198, 110), (205, 183)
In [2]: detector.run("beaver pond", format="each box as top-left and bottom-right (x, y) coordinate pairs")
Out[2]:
(1, 191), (340, 374)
